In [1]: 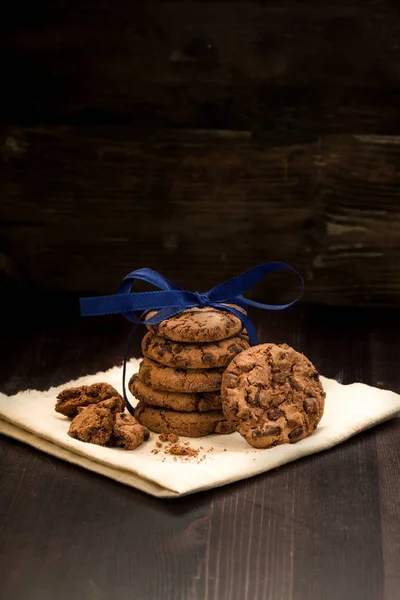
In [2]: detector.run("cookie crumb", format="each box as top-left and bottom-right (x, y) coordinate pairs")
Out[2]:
(167, 444), (199, 458)
(152, 433), (212, 463)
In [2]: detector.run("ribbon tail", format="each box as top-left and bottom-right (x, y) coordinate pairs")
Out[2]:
(81, 290), (193, 318)
(122, 325), (137, 416)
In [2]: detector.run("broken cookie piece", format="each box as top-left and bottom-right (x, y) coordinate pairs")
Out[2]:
(112, 413), (150, 450)
(68, 398), (150, 450)
(68, 402), (114, 446)
(55, 382), (124, 418)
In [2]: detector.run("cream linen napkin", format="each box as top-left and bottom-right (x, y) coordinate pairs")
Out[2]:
(0, 359), (399, 498)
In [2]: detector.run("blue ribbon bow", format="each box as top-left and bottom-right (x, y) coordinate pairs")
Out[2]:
(80, 262), (303, 414)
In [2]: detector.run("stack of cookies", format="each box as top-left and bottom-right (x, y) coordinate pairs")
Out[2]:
(129, 306), (249, 437)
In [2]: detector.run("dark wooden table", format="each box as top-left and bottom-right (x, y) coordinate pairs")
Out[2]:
(1, 305), (399, 600)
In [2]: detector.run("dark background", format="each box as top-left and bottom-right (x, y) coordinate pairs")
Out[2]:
(1, 0), (400, 313)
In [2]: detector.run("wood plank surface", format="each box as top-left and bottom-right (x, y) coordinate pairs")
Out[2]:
(2, 1), (400, 133)
(0, 306), (399, 600)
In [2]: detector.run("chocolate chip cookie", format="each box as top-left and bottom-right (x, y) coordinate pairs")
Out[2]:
(141, 332), (249, 369)
(129, 374), (222, 412)
(55, 382), (124, 418)
(135, 402), (235, 437)
(221, 343), (325, 449)
(138, 357), (224, 393)
(145, 305), (245, 343)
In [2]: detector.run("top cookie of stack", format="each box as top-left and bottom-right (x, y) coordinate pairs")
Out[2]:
(131, 306), (249, 437)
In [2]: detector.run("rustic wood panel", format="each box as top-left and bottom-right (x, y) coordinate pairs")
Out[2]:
(1, 1), (400, 133)
(1, 126), (400, 306)
(314, 134), (400, 306)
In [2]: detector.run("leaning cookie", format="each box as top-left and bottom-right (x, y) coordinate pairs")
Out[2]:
(55, 382), (124, 418)
(221, 343), (325, 449)
(129, 374), (222, 412)
(142, 332), (249, 369)
(145, 305), (245, 343)
(138, 357), (224, 393)
(134, 402), (235, 437)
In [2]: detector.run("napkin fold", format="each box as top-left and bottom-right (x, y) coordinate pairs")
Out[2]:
(1, 360), (399, 498)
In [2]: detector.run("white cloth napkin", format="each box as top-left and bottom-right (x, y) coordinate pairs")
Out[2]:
(0, 359), (399, 498)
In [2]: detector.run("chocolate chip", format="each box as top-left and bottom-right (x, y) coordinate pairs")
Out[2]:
(246, 387), (261, 406)
(215, 421), (235, 434)
(290, 378), (299, 391)
(311, 371), (320, 380)
(288, 426), (304, 440)
(143, 429), (150, 441)
(304, 398), (318, 414)
(174, 355), (189, 366)
(252, 429), (264, 438)
(228, 344), (242, 354)
(273, 374), (287, 384)
(174, 344), (184, 354)
(142, 336), (151, 350)
(141, 369), (151, 384)
(252, 426), (281, 438)
(268, 408), (285, 421)
(202, 353), (215, 365)
(280, 353), (286, 360)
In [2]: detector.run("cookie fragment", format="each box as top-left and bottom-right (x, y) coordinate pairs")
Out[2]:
(112, 413), (150, 450)
(55, 382), (124, 418)
(68, 402), (114, 446)
(64, 391), (150, 450)
(221, 343), (325, 449)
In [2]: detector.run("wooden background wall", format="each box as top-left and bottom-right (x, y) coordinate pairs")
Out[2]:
(1, 0), (400, 307)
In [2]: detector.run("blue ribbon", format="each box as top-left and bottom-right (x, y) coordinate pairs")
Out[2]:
(80, 262), (303, 414)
